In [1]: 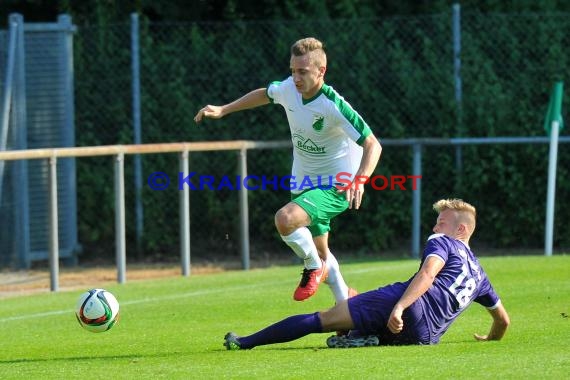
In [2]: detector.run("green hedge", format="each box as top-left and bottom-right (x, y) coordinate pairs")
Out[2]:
(73, 12), (569, 259)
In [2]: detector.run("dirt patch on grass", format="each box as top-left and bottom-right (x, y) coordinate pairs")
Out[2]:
(0, 256), (296, 299)
(0, 265), (186, 298)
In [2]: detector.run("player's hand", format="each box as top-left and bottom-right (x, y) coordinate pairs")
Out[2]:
(339, 181), (365, 210)
(388, 305), (404, 334)
(194, 105), (224, 123)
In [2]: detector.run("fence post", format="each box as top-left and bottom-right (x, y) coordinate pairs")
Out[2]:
(58, 14), (78, 266)
(180, 150), (191, 276)
(10, 14), (31, 269)
(545, 121), (560, 256)
(412, 143), (422, 258)
(452, 3), (464, 191)
(115, 153), (126, 283)
(0, 18), (18, 207)
(131, 13), (144, 257)
(238, 148), (250, 270)
(544, 82), (564, 256)
(48, 156), (59, 291)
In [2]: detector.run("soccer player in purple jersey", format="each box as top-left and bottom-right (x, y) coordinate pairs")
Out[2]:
(223, 198), (510, 349)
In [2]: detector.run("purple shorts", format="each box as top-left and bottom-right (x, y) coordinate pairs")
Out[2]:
(347, 281), (431, 345)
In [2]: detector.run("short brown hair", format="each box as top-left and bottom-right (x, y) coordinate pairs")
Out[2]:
(290, 37), (327, 67)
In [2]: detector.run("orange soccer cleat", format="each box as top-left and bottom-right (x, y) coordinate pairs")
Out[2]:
(293, 259), (328, 301)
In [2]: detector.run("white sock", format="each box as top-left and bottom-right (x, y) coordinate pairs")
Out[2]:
(280, 227), (321, 269)
(323, 251), (350, 302)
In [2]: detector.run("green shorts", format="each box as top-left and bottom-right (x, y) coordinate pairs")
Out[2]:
(291, 186), (349, 237)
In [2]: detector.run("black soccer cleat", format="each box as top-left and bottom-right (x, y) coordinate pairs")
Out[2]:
(326, 334), (380, 348)
(224, 332), (243, 350)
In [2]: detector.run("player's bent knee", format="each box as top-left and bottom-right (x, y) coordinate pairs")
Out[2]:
(275, 205), (308, 235)
(274, 208), (292, 234)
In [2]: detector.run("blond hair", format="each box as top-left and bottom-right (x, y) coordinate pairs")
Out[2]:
(433, 198), (477, 233)
(290, 37), (327, 68)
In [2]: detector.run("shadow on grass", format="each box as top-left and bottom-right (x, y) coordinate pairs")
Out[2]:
(0, 352), (181, 364)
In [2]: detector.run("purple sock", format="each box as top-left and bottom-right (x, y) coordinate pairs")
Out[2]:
(237, 312), (323, 349)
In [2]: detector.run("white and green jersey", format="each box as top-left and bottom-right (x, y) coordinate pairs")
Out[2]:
(267, 76), (372, 193)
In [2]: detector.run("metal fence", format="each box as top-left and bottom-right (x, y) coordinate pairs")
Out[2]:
(1, 6), (569, 271)
(0, 14), (78, 269)
(1, 134), (568, 290)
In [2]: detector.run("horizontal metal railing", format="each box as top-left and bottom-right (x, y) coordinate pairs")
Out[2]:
(1, 136), (568, 291)
(0, 140), (289, 291)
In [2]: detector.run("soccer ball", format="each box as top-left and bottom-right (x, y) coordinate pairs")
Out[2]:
(75, 288), (120, 333)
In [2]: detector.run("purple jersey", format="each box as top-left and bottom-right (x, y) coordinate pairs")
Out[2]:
(348, 233), (501, 345)
(418, 233), (500, 343)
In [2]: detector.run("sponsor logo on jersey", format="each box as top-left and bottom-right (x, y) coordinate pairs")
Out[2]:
(292, 134), (326, 154)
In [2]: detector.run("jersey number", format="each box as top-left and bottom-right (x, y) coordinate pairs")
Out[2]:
(448, 264), (477, 308)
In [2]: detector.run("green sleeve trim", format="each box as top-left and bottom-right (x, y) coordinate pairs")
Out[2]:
(321, 84), (372, 146)
(356, 128), (372, 145)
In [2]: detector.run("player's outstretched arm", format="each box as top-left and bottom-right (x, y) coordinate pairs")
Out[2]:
(194, 88), (269, 123)
(473, 303), (510, 341)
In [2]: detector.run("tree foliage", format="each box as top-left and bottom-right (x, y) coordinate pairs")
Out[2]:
(4, 0), (570, 26)
(2, 1), (569, 258)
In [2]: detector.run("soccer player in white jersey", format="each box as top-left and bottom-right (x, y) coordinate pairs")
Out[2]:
(194, 37), (381, 303)
(222, 199), (511, 350)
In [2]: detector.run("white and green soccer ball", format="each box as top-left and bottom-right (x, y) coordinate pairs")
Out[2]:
(75, 288), (120, 333)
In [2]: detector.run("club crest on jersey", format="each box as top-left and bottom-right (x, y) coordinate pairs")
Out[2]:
(312, 115), (325, 131)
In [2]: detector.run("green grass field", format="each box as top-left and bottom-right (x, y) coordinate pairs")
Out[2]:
(0, 255), (568, 379)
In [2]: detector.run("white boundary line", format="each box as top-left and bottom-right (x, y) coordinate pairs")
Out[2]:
(0, 281), (282, 323)
(0, 263), (413, 323)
